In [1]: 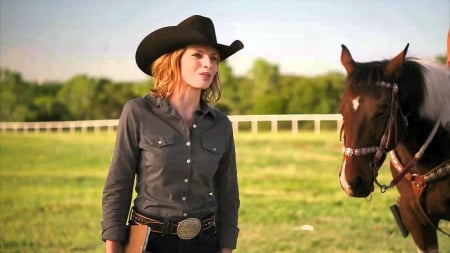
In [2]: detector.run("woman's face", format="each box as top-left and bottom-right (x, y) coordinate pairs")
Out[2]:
(180, 44), (219, 90)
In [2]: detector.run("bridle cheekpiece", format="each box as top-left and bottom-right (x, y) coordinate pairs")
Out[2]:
(342, 81), (407, 191)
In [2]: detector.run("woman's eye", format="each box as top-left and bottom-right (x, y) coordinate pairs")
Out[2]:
(210, 56), (218, 62)
(192, 53), (202, 58)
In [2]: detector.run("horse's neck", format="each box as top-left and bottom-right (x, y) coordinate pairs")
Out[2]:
(397, 119), (450, 173)
(393, 143), (424, 174)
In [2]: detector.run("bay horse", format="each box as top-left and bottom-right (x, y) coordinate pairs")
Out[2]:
(338, 44), (450, 252)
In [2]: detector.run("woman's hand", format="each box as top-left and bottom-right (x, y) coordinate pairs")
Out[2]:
(220, 248), (233, 253)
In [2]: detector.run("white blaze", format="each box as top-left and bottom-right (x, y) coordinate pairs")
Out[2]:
(352, 96), (360, 111)
(340, 158), (352, 195)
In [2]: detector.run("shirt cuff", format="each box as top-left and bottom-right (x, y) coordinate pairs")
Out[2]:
(101, 222), (128, 242)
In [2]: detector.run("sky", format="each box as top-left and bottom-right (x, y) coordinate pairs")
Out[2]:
(0, 0), (449, 82)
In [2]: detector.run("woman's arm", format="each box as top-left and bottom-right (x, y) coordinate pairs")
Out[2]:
(105, 240), (122, 253)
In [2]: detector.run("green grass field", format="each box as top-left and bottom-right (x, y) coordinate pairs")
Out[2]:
(0, 131), (449, 253)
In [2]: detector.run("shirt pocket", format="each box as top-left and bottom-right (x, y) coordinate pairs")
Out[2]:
(198, 137), (225, 176)
(139, 135), (176, 167)
(201, 138), (225, 155)
(141, 135), (174, 148)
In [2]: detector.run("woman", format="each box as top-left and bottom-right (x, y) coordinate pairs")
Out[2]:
(101, 15), (243, 253)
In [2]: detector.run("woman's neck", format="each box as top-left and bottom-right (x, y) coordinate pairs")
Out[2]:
(168, 88), (201, 126)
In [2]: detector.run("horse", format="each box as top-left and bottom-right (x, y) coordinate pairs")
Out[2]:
(338, 44), (450, 253)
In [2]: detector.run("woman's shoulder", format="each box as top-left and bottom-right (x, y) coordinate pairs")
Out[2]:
(123, 94), (155, 110)
(209, 107), (233, 126)
(118, 95), (157, 120)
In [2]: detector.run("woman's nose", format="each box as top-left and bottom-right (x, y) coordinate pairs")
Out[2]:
(202, 58), (212, 69)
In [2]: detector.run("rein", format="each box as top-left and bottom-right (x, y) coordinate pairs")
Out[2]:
(380, 117), (442, 191)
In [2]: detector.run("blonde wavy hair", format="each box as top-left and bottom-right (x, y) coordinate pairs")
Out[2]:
(150, 47), (221, 104)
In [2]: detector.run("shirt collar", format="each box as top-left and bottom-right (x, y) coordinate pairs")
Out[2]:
(145, 94), (216, 118)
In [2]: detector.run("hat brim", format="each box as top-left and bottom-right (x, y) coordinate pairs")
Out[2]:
(135, 26), (244, 76)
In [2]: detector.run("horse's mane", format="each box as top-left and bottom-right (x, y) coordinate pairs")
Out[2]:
(411, 59), (450, 130)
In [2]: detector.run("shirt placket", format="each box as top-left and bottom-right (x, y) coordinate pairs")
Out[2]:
(180, 119), (198, 218)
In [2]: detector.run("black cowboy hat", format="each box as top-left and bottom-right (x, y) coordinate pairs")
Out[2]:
(135, 15), (244, 76)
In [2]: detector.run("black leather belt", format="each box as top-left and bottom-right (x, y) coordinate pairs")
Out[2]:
(130, 209), (215, 239)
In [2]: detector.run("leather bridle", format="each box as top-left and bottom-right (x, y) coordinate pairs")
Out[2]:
(341, 81), (408, 192)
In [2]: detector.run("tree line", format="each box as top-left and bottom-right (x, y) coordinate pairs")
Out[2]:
(1, 55), (445, 122)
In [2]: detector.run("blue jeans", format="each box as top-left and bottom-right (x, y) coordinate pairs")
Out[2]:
(146, 228), (219, 253)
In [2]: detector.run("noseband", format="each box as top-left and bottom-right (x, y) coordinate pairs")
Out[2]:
(341, 81), (408, 191)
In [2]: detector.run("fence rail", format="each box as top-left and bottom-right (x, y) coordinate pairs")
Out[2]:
(0, 114), (343, 134)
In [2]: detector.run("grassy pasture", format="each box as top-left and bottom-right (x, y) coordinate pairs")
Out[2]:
(0, 131), (449, 252)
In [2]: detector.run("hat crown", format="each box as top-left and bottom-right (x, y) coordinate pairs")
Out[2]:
(177, 15), (217, 43)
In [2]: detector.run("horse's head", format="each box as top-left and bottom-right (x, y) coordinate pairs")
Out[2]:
(338, 44), (409, 197)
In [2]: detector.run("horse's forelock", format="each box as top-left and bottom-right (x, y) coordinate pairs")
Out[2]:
(346, 61), (387, 91)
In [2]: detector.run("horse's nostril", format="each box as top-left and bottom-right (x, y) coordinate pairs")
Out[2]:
(350, 176), (364, 190)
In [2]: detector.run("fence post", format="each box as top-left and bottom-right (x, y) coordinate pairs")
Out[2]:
(271, 120), (277, 134)
(251, 120), (257, 134)
(337, 119), (343, 134)
(314, 119), (320, 134)
(232, 121), (239, 134)
(291, 120), (298, 134)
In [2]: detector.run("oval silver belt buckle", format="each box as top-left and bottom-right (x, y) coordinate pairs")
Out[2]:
(177, 218), (201, 240)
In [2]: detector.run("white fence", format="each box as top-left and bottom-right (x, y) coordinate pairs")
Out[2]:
(0, 114), (343, 134)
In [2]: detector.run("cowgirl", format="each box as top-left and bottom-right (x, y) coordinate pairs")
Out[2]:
(102, 15), (243, 253)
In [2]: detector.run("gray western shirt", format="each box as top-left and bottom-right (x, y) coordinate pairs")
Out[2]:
(101, 94), (239, 249)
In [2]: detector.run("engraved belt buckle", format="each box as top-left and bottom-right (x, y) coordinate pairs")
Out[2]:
(177, 218), (201, 240)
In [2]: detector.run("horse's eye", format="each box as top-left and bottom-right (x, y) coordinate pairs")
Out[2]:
(374, 104), (388, 120)
(374, 111), (386, 120)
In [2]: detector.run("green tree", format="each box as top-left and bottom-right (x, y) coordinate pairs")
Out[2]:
(248, 58), (284, 114)
(435, 54), (447, 65)
(216, 61), (241, 114)
(56, 75), (107, 120)
(281, 72), (345, 114)
(31, 83), (67, 121)
(0, 70), (34, 121)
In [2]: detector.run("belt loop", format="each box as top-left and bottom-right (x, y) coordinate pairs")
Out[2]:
(128, 207), (135, 224)
(161, 218), (172, 236)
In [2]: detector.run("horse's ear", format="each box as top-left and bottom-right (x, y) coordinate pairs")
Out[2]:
(341, 44), (354, 74)
(385, 43), (409, 80)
